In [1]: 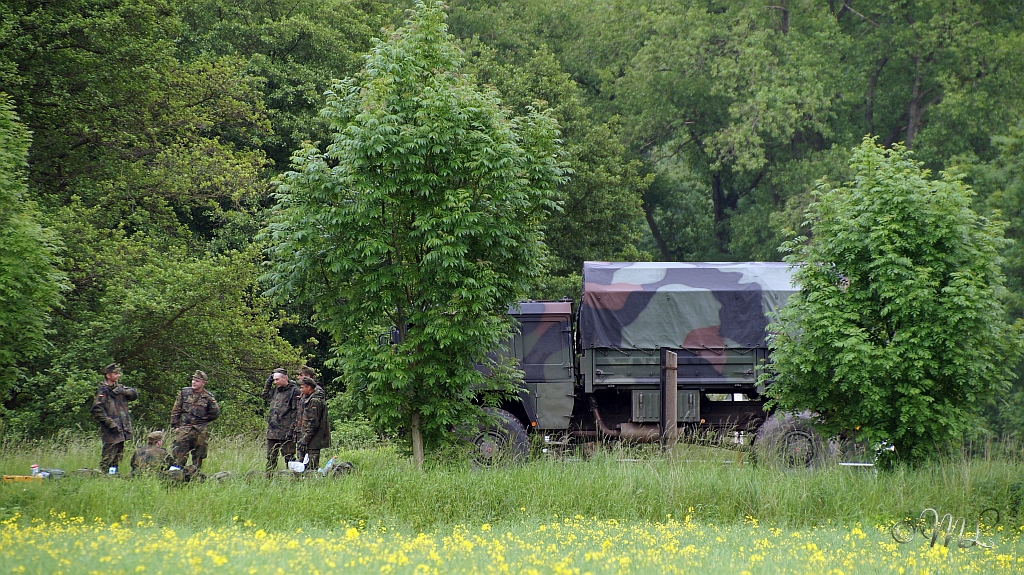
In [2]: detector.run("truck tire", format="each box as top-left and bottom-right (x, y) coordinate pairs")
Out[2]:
(469, 408), (529, 466)
(753, 411), (826, 469)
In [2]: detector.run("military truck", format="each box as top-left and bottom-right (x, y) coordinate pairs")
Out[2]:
(470, 261), (815, 464)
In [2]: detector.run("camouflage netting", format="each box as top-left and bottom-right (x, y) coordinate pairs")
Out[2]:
(579, 262), (797, 350)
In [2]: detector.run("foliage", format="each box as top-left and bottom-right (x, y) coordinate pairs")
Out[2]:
(0, 0), (304, 435)
(765, 138), (1023, 463)
(958, 122), (1024, 436)
(177, 0), (398, 170)
(263, 1), (566, 459)
(835, 0), (1024, 165)
(448, 1), (1024, 262)
(3, 233), (302, 435)
(0, 0), (271, 227)
(452, 37), (651, 275)
(4, 0), (1024, 442)
(0, 96), (65, 378)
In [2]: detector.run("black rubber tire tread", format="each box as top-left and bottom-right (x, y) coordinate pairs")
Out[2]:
(753, 411), (827, 469)
(470, 408), (529, 466)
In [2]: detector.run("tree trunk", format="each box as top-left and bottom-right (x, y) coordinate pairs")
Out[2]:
(642, 195), (671, 260)
(865, 56), (889, 135)
(905, 56), (923, 150)
(711, 172), (729, 254)
(411, 409), (424, 469)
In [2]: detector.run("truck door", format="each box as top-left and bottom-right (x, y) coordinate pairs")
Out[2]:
(516, 315), (575, 430)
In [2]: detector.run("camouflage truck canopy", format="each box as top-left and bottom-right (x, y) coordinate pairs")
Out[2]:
(579, 262), (797, 350)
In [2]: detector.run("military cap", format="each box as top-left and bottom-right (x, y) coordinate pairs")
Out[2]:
(193, 370), (208, 381)
(101, 363), (121, 375)
(299, 376), (316, 388)
(147, 431), (164, 442)
(300, 365), (316, 377)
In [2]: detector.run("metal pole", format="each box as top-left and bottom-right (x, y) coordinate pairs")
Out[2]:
(660, 348), (678, 448)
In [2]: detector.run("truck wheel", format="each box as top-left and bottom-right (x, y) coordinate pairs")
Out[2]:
(469, 408), (529, 466)
(754, 412), (826, 469)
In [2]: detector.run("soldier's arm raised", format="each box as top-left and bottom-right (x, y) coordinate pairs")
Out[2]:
(262, 374), (274, 401)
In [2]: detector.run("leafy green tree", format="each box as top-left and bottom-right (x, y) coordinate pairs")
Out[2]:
(3, 229), (302, 434)
(765, 138), (1023, 463)
(264, 1), (565, 466)
(0, 0), (270, 234)
(0, 0), (305, 435)
(613, 1), (846, 256)
(958, 122), (1024, 436)
(0, 95), (64, 379)
(177, 0), (397, 170)
(455, 40), (650, 276)
(832, 0), (1024, 165)
(448, 1), (1024, 263)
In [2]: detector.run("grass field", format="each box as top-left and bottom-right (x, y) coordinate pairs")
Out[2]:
(2, 433), (1023, 573)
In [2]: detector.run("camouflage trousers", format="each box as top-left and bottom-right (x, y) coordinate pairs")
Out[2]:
(266, 438), (296, 472)
(298, 449), (321, 471)
(170, 426), (209, 469)
(99, 441), (125, 471)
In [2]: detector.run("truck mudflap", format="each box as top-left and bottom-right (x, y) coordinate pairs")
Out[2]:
(515, 387), (539, 429)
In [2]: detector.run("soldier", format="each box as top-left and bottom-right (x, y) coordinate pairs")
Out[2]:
(91, 363), (138, 473)
(299, 365), (317, 385)
(130, 431), (174, 476)
(263, 369), (300, 472)
(295, 377), (331, 470)
(169, 370), (220, 470)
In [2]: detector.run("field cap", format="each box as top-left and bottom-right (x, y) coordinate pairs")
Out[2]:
(147, 431), (164, 442)
(193, 370), (208, 381)
(299, 377), (315, 388)
(102, 363), (120, 375)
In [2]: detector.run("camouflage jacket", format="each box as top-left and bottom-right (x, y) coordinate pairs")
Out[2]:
(130, 445), (173, 475)
(170, 388), (220, 430)
(295, 385), (331, 450)
(263, 381), (300, 441)
(91, 383), (138, 444)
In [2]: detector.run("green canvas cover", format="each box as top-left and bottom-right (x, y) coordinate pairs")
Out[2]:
(579, 262), (797, 350)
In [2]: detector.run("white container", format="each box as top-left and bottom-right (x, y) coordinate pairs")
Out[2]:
(30, 464), (39, 476)
(108, 466), (117, 475)
(287, 461), (305, 473)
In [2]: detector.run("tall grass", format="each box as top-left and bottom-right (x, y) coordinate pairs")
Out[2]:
(2, 434), (1023, 532)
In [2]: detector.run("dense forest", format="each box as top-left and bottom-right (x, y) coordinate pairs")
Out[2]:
(2, 0), (1024, 438)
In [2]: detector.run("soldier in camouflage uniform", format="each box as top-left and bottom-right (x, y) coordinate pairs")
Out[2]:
(295, 377), (331, 470)
(169, 370), (220, 470)
(130, 430), (174, 476)
(299, 365), (317, 383)
(91, 363), (138, 473)
(263, 369), (300, 472)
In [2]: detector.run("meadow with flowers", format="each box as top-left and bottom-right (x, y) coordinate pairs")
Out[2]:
(2, 434), (1023, 574)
